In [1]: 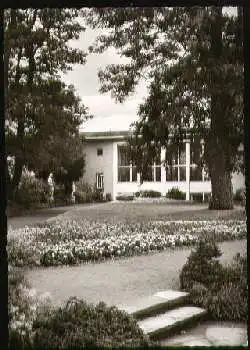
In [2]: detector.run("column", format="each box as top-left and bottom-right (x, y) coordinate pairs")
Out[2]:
(185, 139), (191, 200)
(112, 142), (118, 200)
(201, 139), (205, 182)
(137, 172), (141, 192)
(129, 162), (133, 183)
(201, 139), (205, 201)
(48, 173), (54, 206)
(161, 146), (166, 195)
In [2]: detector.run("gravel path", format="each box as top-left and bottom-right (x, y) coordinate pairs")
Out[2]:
(25, 239), (246, 308)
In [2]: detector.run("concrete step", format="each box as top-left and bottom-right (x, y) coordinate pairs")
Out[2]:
(138, 306), (207, 340)
(118, 290), (189, 319)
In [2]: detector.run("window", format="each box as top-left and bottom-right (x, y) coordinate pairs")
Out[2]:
(97, 148), (103, 156)
(141, 152), (161, 182)
(190, 137), (203, 181)
(166, 144), (186, 181)
(96, 173), (104, 189)
(118, 146), (137, 182)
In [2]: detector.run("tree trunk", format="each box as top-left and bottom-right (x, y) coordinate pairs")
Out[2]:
(64, 180), (73, 204)
(10, 158), (23, 195)
(209, 161), (234, 210)
(207, 7), (234, 210)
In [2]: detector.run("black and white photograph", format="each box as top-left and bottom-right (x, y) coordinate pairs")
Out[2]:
(2, 5), (248, 348)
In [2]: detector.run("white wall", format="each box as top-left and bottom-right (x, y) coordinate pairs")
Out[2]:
(83, 139), (245, 200)
(83, 141), (114, 197)
(116, 181), (212, 196)
(232, 171), (245, 193)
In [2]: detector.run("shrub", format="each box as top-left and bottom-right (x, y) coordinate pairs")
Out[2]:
(192, 193), (203, 202)
(75, 180), (94, 203)
(179, 239), (223, 290)
(208, 282), (247, 321)
(32, 297), (149, 349)
(105, 193), (112, 201)
(134, 191), (140, 197)
(234, 188), (246, 206)
(166, 187), (186, 200)
(116, 195), (134, 201)
(140, 190), (161, 198)
(74, 190), (89, 203)
(180, 241), (248, 322)
(8, 266), (52, 349)
(14, 173), (50, 209)
(53, 187), (67, 206)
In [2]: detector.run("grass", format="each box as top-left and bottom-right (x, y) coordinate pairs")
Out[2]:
(54, 202), (246, 223)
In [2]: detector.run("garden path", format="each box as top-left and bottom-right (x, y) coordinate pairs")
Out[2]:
(7, 203), (104, 230)
(25, 239), (246, 308)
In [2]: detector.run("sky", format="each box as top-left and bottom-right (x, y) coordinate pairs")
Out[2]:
(62, 26), (148, 132)
(61, 7), (237, 133)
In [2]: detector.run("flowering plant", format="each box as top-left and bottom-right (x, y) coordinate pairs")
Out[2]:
(8, 219), (246, 267)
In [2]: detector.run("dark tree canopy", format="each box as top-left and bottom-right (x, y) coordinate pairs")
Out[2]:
(4, 9), (91, 196)
(85, 7), (243, 209)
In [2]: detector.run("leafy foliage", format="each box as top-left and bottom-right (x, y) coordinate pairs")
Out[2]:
(13, 172), (50, 209)
(116, 195), (134, 201)
(180, 240), (247, 321)
(9, 265), (52, 350)
(233, 187), (246, 203)
(167, 187), (186, 200)
(85, 7), (243, 209)
(180, 239), (223, 290)
(8, 219), (246, 267)
(139, 190), (161, 198)
(32, 298), (149, 349)
(8, 267), (148, 349)
(5, 9), (91, 195)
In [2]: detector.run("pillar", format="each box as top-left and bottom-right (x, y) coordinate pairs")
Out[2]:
(185, 139), (191, 200)
(161, 146), (166, 195)
(112, 142), (118, 200)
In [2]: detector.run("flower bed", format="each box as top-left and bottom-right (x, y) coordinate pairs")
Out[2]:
(9, 266), (149, 348)
(8, 219), (246, 267)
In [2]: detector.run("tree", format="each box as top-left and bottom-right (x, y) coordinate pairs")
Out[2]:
(52, 135), (86, 200)
(85, 7), (243, 209)
(4, 9), (89, 197)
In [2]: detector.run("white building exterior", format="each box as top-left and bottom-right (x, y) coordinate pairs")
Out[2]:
(81, 130), (245, 201)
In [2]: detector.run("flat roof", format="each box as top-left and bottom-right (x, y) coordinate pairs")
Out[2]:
(81, 130), (132, 141)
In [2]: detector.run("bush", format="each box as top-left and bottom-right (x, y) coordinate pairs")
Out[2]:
(32, 297), (149, 349)
(139, 190), (161, 198)
(105, 193), (112, 201)
(234, 188), (246, 206)
(8, 266), (52, 349)
(9, 268), (148, 348)
(14, 173), (50, 209)
(180, 240), (247, 322)
(180, 239), (223, 290)
(166, 187), (186, 200)
(75, 180), (94, 203)
(75, 180), (106, 203)
(134, 191), (140, 197)
(116, 195), (134, 201)
(192, 193), (203, 202)
(53, 187), (68, 206)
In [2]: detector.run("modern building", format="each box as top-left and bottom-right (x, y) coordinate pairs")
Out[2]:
(81, 128), (245, 201)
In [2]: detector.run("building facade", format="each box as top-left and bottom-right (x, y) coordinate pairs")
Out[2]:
(81, 130), (245, 201)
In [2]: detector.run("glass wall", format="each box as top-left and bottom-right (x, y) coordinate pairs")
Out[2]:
(166, 143), (186, 181)
(118, 146), (137, 182)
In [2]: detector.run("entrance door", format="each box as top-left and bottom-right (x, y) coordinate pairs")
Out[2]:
(96, 172), (104, 190)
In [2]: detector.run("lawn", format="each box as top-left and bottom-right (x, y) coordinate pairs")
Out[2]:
(59, 201), (245, 222)
(8, 202), (246, 267)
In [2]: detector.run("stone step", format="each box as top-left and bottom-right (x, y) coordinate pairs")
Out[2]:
(118, 290), (189, 319)
(138, 306), (207, 340)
